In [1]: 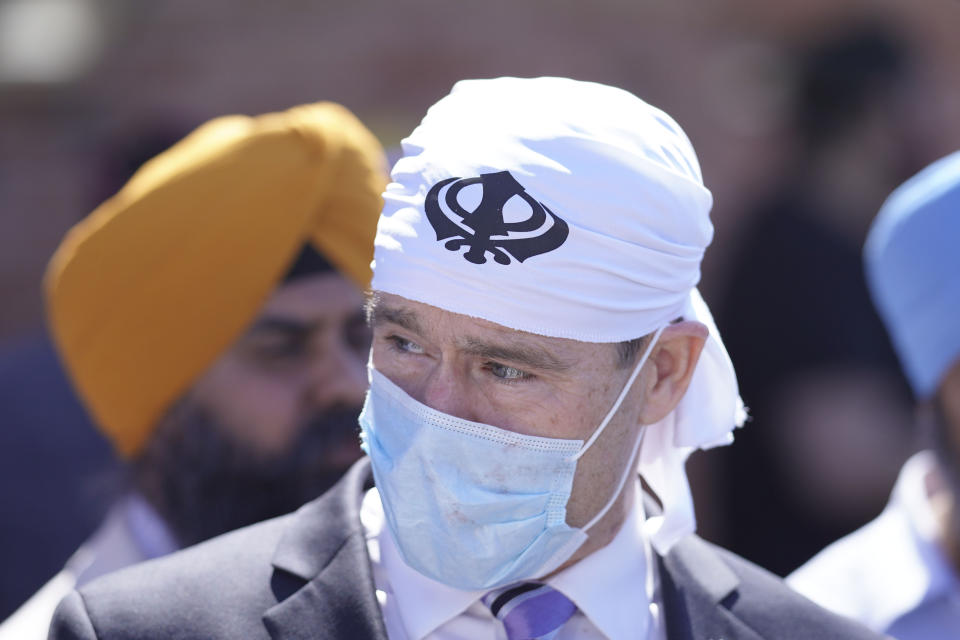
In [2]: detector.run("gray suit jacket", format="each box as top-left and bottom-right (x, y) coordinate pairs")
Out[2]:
(49, 459), (883, 640)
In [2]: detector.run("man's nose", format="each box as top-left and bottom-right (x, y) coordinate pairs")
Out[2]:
(419, 365), (478, 422)
(307, 342), (368, 410)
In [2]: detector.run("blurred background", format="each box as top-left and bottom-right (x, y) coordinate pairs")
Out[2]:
(1, 0), (959, 619)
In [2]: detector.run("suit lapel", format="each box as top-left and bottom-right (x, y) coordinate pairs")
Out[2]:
(657, 535), (763, 640)
(263, 458), (388, 640)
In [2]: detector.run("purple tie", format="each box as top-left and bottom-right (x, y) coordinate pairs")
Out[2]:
(482, 582), (577, 640)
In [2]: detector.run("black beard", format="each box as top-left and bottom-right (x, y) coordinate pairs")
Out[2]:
(131, 400), (363, 548)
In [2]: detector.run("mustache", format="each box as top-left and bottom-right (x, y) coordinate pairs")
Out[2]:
(292, 406), (364, 456)
(246, 406), (364, 480)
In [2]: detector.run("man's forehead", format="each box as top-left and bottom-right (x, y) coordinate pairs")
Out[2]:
(370, 291), (531, 335)
(368, 291), (605, 360)
(258, 272), (363, 321)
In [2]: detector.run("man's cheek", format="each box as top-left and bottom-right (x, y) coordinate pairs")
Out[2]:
(218, 385), (303, 454)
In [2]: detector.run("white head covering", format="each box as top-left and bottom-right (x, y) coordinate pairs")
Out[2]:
(372, 77), (745, 553)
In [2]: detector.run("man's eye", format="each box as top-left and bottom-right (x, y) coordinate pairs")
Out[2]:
(390, 335), (425, 354)
(249, 339), (306, 364)
(487, 363), (530, 381)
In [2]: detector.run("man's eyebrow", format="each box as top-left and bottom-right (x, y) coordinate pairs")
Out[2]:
(245, 316), (315, 336)
(367, 303), (425, 335)
(459, 336), (572, 373)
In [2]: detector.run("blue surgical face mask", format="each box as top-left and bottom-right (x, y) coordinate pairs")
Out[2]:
(358, 327), (663, 591)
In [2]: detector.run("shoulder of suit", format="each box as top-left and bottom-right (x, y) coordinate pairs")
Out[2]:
(85, 511), (292, 594)
(0, 568), (79, 640)
(67, 512), (295, 639)
(698, 538), (885, 639)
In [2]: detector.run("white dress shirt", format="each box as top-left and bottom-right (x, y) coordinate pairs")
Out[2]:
(788, 451), (960, 640)
(361, 482), (666, 640)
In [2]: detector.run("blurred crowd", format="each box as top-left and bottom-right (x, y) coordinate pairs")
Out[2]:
(1, 0), (960, 633)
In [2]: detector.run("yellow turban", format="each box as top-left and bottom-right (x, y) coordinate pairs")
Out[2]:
(45, 102), (387, 458)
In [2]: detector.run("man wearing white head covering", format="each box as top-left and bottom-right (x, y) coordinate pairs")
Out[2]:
(789, 150), (960, 640)
(48, 78), (880, 640)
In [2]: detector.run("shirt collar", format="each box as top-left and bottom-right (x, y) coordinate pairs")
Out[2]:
(856, 451), (959, 630)
(549, 486), (651, 640)
(363, 484), (651, 640)
(892, 452), (960, 605)
(122, 492), (180, 560)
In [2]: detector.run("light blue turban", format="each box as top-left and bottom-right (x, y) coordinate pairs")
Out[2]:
(864, 150), (960, 398)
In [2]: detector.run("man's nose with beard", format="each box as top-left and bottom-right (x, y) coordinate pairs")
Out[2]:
(132, 402), (365, 548)
(279, 405), (366, 483)
(298, 405), (367, 472)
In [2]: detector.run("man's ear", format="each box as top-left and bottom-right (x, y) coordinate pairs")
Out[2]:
(638, 321), (708, 425)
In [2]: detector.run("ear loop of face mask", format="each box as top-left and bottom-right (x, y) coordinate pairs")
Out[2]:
(569, 325), (665, 533)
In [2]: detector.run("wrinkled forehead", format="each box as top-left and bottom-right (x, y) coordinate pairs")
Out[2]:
(260, 271), (364, 321)
(367, 291), (616, 364)
(366, 290), (552, 340)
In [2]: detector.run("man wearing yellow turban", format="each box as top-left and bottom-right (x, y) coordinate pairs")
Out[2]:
(0, 102), (387, 640)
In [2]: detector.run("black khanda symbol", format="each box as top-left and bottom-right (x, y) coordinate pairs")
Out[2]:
(424, 171), (569, 265)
